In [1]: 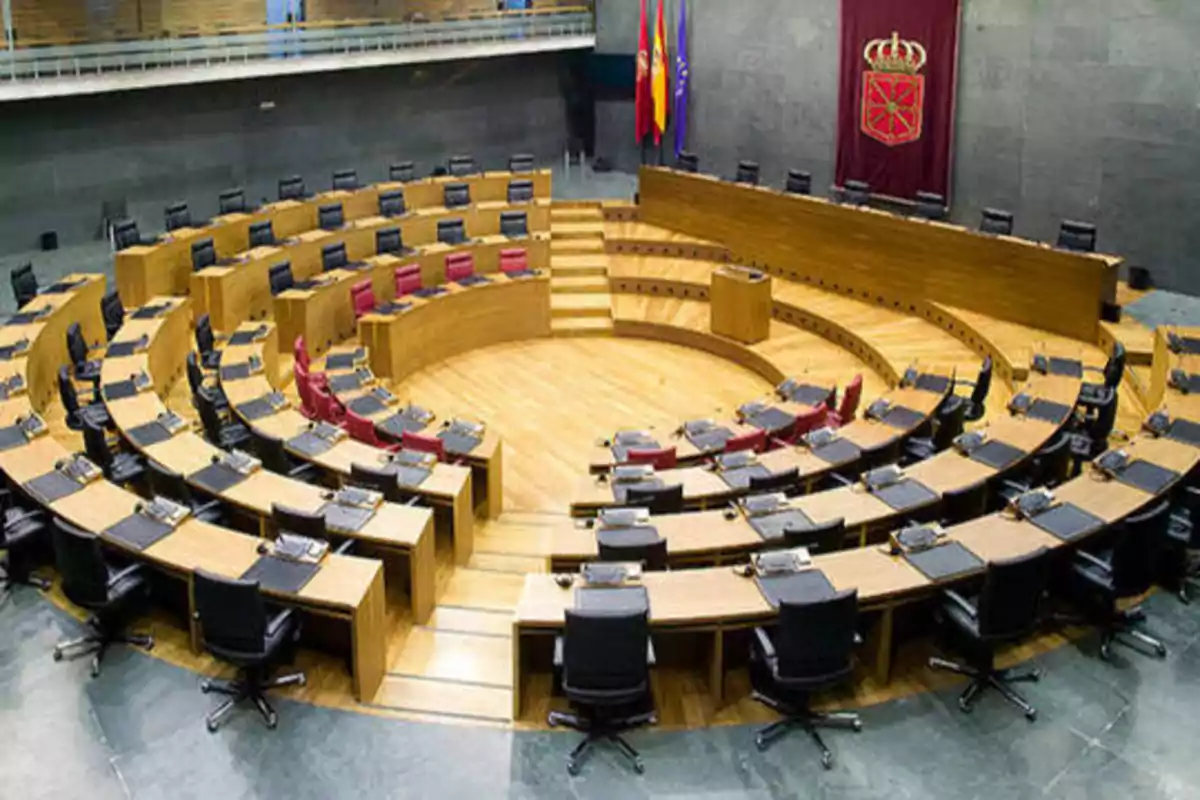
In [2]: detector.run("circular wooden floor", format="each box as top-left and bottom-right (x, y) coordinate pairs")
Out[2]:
(394, 335), (871, 513)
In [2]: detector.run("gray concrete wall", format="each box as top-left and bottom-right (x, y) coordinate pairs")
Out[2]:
(0, 53), (570, 247)
(593, 0), (1200, 292)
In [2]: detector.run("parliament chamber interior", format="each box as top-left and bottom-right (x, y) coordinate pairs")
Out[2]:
(2, 0), (1200, 797)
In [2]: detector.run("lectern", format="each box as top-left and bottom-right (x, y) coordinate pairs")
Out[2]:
(710, 265), (771, 344)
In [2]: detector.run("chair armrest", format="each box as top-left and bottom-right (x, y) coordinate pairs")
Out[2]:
(5, 508), (45, 528)
(1075, 549), (1112, 574)
(334, 539), (355, 556)
(287, 463), (319, 480)
(753, 626), (777, 661)
(1000, 479), (1031, 494)
(266, 607), (297, 638)
(853, 632), (863, 646)
(553, 635), (564, 668)
(106, 563), (143, 589)
(828, 472), (854, 487)
(943, 589), (978, 619)
(646, 639), (656, 667)
(193, 500), (222, 518)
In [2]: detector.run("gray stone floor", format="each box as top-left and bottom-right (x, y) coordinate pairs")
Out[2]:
(2, 587), (1198, 799)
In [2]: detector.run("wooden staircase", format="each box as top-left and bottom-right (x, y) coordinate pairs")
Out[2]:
(549, 203), (613, 337)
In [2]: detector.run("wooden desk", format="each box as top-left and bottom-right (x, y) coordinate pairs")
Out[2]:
(710, 266), (771, 344)
(360, 273), (552, 383)
(637, 167), (1119, 342)
(273, 269), (363, 358)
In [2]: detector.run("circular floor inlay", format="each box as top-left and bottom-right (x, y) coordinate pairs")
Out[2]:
(396, 337), (775, 512)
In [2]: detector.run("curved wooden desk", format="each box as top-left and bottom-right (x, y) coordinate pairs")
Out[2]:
(0, 274), (106, 412)
(100, 299), (436, 628)
(359, 272), (552, 383)
(117, 169), (552, 307)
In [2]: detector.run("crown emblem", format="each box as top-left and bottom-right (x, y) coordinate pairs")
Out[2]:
(863, 31), (927, 75)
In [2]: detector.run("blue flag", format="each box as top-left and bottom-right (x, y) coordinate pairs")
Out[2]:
(673, 0), (689, 158)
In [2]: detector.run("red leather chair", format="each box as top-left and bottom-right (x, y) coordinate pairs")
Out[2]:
(444, 252), (475, 283)
(344, 409), (399, 451)
(311, 382), (345, 424)
(724, 428), (767, 454)
(828, 374), (863, 427)
(499, 248), (528, 275)
(350, 279), (376, 320)
(294, 362), (320, 420)
(394, 264), (422, 297)
(625, 446), (677, 470)
(775, 405), (829, 445)
(294, 336), (310, 372)
(402, 430), (446, 461)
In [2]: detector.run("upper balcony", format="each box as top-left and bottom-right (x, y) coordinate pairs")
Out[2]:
(0, 2), (595, 101)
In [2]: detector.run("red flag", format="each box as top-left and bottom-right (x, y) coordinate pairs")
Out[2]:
(634, 0), (653, 142)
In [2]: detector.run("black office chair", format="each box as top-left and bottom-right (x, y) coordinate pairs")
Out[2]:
(1057, 220), (1097, 252)
(509, 153), (535, 172)
(785, 169), (811, 195)
(994, 434), (1071, 508)
(11, 263), (37, 308)
(929, 548), (1051, 719)
(187, 350), (228, 412)
(940, 481), (990, 526)
(164, 201), (193, 232)
(1080, 343), (1125, 412)
(959, 357), (993, 422)
(322, 242), (350, 272)
(979, 207), (1014, 235)
(332, 168), (358, 190)
(194, 313), (221, 371)
(389, 161), (415, 182)
(623, 484), (684, 515)
(191, 237), (217, 271)
(101, 290), (125, 342)
(58, 365), (110, 430)
(278, 175), (309, 201)
(0, 488), (50, 600)
(597, 534), (668, 571)
(376, 227), (411, 257)
(444, 182), (470, 208)
(378, 189), (406, 218)
(1067, 500), (1169, 660)
(82, 417), (145, 486)
(903, 396), (966, 464)
(196, 387), (251, 449)
(842, 180), (870, 206)
(268, 262), (295, 296)
(194, 569), (305, 731)
(735, 160), (760, 185)
(783, 517), (846, 555)
(66, 322), (102, 386)
(1066, 388), (1118, 475)
(676, 151), (699, 172)
(218, 187), (247, 215)
(507, 179), (534, 203)
(350, 462), (413, 504)
(448, 154), (477, 176)
(547, 608), (657, 774)
(748, 467), (802, 497)
(145, 461), (227, 525)
(1165, 485), (1200, 603)
(437, 218), (467, 245)
(112, 219), (155, 250)
(249, 428), (319, 483)
(248, 220), (275, 248)
(272, 503), (329, 540)
(914, 191), (947, 221)
(318, 203), (344, 231)
(749, 590), (861, 767)
(51, 519), (154, 677)
(499, 211), (528, 238)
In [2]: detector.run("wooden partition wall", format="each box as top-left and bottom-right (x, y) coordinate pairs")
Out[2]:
(637, 168), (1120, 342)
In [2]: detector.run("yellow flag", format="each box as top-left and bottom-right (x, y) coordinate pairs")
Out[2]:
(651, 0), (668, 142)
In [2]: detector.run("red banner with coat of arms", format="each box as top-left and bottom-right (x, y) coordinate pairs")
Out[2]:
(834, 0), (960, 201)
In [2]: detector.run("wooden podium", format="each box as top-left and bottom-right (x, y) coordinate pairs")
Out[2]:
(710, 265), (772, 344)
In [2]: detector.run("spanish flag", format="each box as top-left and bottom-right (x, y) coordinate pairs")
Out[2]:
(651, 0), (668, 143)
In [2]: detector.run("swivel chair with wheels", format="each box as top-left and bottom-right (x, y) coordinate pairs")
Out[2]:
(0, 488), (50, 602)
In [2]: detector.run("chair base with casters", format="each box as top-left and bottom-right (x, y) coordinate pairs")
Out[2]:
(750, 689), (861, 767)
(547, 704), (658, 775)
(928, 656), (1040, 720)
(0, 561), (51, 605)
(1098, 606), (1167, 660)
(53, 612), (154, 678)
(200, 666), (306, 732)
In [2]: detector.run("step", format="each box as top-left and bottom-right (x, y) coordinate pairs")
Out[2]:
(389, 628), (512, 686)
(424, 606), (514, 637)
(551, 222), (605, 239)
(437, 568), (526, 612)
(551, 238), (605, 254)
(551, 207), (603, 222)
(373, 675), (511, 722)
(551, 275), (609, 294)
(466, 551), (548, 574)
(551, 317), (616, 337)
(551, 254), (609, 276)
(550, 293), (613, 318)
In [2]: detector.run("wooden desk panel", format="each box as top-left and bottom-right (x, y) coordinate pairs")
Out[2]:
(638, 168), (1119, 342)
